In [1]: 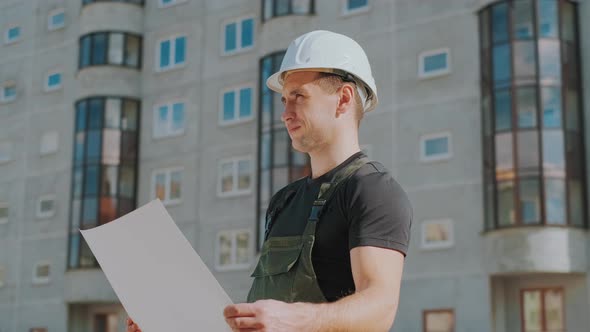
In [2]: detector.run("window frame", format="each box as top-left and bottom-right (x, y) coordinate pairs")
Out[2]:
(341, 0), (370, 16)
(520, 287), (565, 332)
(420, 218), (455, 250)
(152, 100), (187, 138)
(48, 8), (66, 31)
(219, 83), (255, 126)
(44, 70), (63, 92)
(32, 261), (51, 285)
(0, 202), (8, 224)
(78, 31), (143, 70)
(157, 0), (187, 9)
(214, 229), (254, 271)
(423, 308), (455, 332)
(0, 265), (5, 288)
(262, 0), (315, 21)
(420, 131), (453, 163)
(155, 34), (187, 72)
(218, 156), (254, 198)
(40, 131), (59, 156)
(151, 167), (184, 206)
(221, 16), (256, 56)
(1, 81), (17, 103)
(4, 25), (21, 45)
(36, 194), (56, 219)
(0, 142), (12, 164)
(418, 47), (452, 79)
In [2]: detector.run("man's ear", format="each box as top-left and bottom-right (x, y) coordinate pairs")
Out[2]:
(336, 83), (355, 117)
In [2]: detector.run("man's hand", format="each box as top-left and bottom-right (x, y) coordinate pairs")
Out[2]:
(223, 299), (319, 332)
(126, 317), (142, 332)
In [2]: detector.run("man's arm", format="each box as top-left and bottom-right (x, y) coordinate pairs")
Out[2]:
(223, 246), (404, 332)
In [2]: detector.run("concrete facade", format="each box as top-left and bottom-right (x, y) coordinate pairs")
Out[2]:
(0, 0), (589, 331)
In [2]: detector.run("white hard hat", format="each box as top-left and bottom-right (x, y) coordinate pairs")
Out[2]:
(266, 30), (379, 113)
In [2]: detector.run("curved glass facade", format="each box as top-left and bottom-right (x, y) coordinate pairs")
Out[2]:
(68, 97), (140, 268)
(480, 0), (586, 229)
(262, 0), (314, 21)
(82, 0), (144, 6)
(79, 32), (142, 70)
(257, 52), (311, 245)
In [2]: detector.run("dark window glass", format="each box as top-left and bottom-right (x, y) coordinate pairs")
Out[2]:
(538, 0), (559, 38)
(82, 197), (98, 228)
(92, 33), (107, 65)
(494, 90), (512, 131)
(99, 197), (118, 224)
(86, 130), (102, 163)
(497, 180), (515, 226)
(122, 100), (138, 131)
(519, 178), (541, 224)
(493, 44), (511, 87)
(545, 178), (566, 225)
(79, 32), (142, 69)
(513, 0), (534, 39)
(491, 3), (509, 43)
(88, 98), (104, 130)
(80, 35), (91, 69)
(68, 234), (80, 268)
(119, 166), (135, 198)
(76, 101), (87, 132)
(516, 87), (537, 128)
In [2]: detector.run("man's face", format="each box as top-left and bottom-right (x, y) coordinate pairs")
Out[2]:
(280, 71), (339, 153)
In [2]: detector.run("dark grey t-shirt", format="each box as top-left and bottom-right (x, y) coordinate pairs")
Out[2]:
(267, 152), (412, 302)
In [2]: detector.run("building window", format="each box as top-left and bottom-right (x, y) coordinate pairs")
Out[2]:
(0, 202), (8, 224)
(82, 0), (144, 6)
(421, 219), (454, 250)
(40, 132), (59, 156)
(157, 35), (186, 71)
(94, 313), (118, 332)
(68, 97), (139, 269)
(263, 0), (314, 21)
(423, 309), (454, 332)
(521, 288), (564, 332)
(45, 71), (62, 92)
(79, 32), (142, 70)
(0, 266), (5, 288)
(479, 0), (586, 229)
(153, 102), (185, 138)
(32, 262), (50, 285)
(158, 0), (185, 8)
(0, 142), (12, 164)
(343, 0), (369, 15)
(419, 48), (451, 79)
(4, 26), (21, 44)
(220, 86), (253, 125)
(257, 52), (311, 246)
(219, 157), (253, 197)
(215, 229), (253, 271)
(37, 195), (56, 219)
(1, 82), (17, 103)
(420, 132), (452, 162)
(48, 9), (65, 31)
(152, 168), (183, 205)
(223, 17), (254, 55)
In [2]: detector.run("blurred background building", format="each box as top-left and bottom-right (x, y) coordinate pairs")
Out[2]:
(0, 0), (589, 331)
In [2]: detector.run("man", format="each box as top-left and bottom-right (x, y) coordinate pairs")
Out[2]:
(127, 30), (411, 332)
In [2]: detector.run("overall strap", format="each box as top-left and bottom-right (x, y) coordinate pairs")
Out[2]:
(308, 157), (369, 222)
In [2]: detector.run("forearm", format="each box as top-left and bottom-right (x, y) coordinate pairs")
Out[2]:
(304, 286), (398, 332)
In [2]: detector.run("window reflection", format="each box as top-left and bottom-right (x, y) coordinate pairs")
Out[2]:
(480, 0), (585, 228)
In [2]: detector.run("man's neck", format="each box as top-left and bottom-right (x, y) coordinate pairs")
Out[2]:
(308, 140), (361, 179)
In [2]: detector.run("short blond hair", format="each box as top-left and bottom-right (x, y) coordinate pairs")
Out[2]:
(314, 72), (364, 127)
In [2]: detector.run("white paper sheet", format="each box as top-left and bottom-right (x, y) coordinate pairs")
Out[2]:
(81, 199), (233, 332)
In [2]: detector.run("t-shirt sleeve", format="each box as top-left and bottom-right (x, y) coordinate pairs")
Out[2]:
(346, 169), (413, 256)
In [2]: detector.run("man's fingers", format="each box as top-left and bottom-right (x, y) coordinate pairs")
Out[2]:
(225, 316), (264, 329)
(223, 303), (257, 318)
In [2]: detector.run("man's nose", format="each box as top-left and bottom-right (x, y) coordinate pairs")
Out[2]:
(281, 102), (294, 123)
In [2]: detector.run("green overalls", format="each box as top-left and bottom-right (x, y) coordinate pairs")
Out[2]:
(247, 157), (369, 303)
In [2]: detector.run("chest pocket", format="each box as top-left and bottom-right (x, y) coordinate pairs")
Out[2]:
(247, 237), (303, 302)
